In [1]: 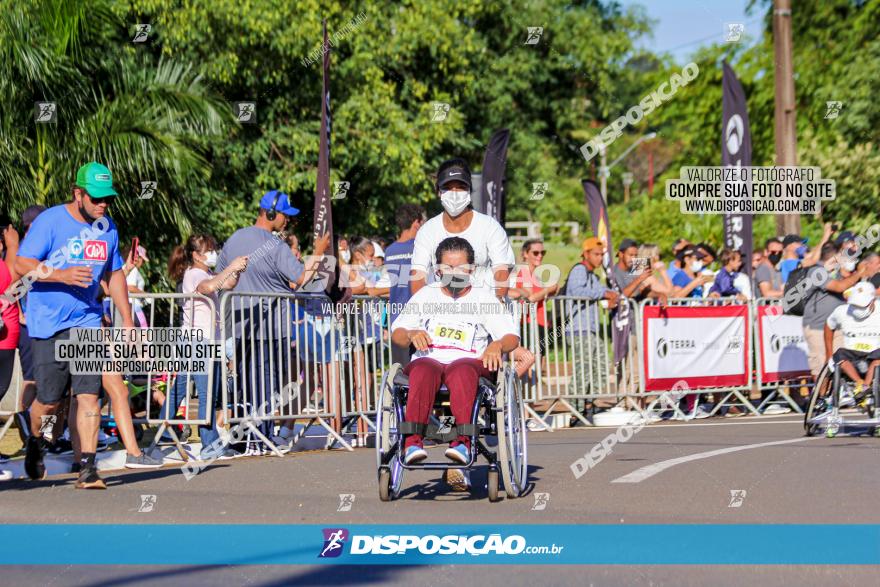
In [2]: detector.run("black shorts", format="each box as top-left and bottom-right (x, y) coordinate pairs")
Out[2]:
(0, 349), (15, 403)
(832, 347), (880, 364)
(32, 329), (102, 404)
(18, 323), (34, 380)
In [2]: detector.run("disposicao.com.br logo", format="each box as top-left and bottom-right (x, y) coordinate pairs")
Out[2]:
(318, 528), (564, 558)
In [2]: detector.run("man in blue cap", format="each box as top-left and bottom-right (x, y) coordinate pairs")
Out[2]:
(14, 162), (135, 488)
(217, 191), (329, 449)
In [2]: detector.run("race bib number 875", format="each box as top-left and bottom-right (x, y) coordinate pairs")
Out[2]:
(431, 321), (477, 351)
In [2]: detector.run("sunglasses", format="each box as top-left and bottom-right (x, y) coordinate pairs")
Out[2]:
(86, 194), (116, 206)
(530, 250), (546, 257)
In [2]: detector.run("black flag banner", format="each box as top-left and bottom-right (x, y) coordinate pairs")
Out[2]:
(583, 180), (616, 288)
(312, 19), (350, 304)
(583, 180), (630, 364)
(481, 129), (510, 224)
(721, 61), (753, 278)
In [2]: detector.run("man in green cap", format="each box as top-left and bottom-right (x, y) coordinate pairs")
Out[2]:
(15, 162), (146, 488)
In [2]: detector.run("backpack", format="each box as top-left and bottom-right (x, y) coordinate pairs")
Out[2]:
(782, 263), (813, 316)
(558, 262), (586, 297)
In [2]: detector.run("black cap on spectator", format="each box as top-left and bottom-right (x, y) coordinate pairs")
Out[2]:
(835, 231), (855, 246)
(676, 248), (706, 262)
(782, 234), (806, 248)
(618, 238), (639, 252)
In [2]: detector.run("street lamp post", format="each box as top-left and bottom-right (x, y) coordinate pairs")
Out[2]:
(622, 172), (634, 203)
(599, 147), (609, 202)
(601, 132), (657, 202)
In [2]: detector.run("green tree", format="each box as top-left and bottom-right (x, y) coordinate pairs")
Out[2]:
(0, 0), (233, 288)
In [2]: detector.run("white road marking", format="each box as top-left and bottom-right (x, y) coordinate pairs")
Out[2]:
(553, 417), (803, 431)
(611, 436), (819, 484)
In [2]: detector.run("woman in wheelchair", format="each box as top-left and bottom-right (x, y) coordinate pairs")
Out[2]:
(390, 237), (520, 470)
(824, 281), (880, 401)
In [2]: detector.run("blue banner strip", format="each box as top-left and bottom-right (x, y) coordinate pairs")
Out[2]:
(1, 525), (879, 565)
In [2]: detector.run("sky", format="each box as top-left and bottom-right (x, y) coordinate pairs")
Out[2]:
(625, 0), (761, 62)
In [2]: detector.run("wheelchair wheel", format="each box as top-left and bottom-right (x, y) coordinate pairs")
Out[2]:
(805, 365), (833, 436)
(496, 364), (528, 498)
(487, 468), (501, 503)
(376, 364), (404, 501)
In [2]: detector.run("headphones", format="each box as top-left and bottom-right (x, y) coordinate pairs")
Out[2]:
(265, 190), (282, 221)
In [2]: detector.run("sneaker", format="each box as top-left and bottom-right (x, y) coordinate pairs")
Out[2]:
(96, 430), (113, 452)
(24, 437), (47, 480)
(0, 470), (12, 482)
(763, 404), (791, 415)
(75, 467), (107, 490)
(693, 405), (712, 419)
(404, 445), (428, 465)
(444, 468), (471, 492)
(125, 451), (163, 469)
(444, 443), (470, 465)
(270, 436), (292, 454)
(199, 446), (237, 461)
(47, 438), (74, 455)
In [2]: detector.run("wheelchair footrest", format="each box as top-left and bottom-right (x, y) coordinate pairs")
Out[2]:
(399, 421), (478, 441)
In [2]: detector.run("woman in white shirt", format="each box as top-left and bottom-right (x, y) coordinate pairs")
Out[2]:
(167, 234), (248, 459)
(124, 245), (149, 327)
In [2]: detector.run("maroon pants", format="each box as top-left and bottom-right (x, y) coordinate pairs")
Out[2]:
(403, 357), (493, 450)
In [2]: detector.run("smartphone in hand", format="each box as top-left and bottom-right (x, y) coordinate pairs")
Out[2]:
(630, 257), (649, 275)
(131, 237), (140, 262)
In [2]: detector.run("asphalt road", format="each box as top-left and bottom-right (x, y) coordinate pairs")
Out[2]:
(2, 414), (879, 585)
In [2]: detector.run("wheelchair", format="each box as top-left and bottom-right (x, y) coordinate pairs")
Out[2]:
(804, 358), (880, 437)
(375, 361), (528, 502)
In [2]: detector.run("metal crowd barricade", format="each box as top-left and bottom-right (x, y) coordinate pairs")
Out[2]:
(528, 295), (640, 429)
(509, 299), (549, 430)
(0, 349), (23, 445)
(752, 297), (808, 413)
(220, 291), (352, 455)
(336, 295), (391, 446)
(110, 293), (218, 460)
(635, 296), (760, 418)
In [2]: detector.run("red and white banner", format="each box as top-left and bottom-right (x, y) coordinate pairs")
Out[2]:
(642, 304), (749, 391)
(755, 305), (810, 382)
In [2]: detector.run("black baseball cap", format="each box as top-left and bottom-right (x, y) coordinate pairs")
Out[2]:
(618, 238), (639, 252)
(437, 162), (472, 191)
(677, 248), (706, 261)
(835, 231), (856, 246)
(782, 234), (806, 248)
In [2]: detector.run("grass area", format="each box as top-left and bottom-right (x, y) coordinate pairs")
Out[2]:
(540, 243), (581, 284)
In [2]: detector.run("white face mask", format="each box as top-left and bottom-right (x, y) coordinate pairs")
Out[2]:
(339, 249), (351, 264)
(203, 250), (218, 268)
(440, 190), (471, 217)
(843, 261), (856, 272)
(690, 260), (703, 273)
